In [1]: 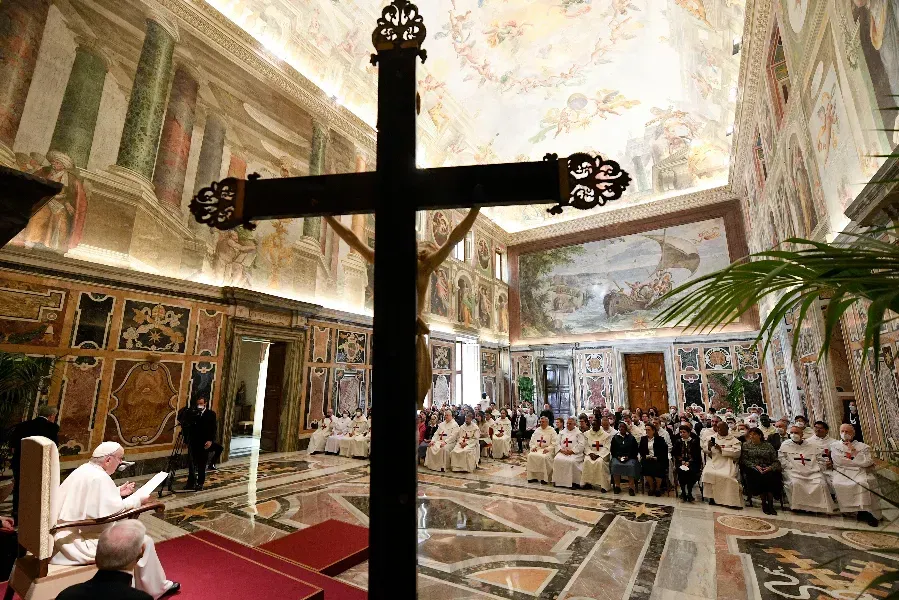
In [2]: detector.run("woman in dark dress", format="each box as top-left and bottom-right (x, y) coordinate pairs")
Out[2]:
(740, 427), (781, 515)
(611, 421), (641, 496)
(639, 423), (669, 497)
(672, 424), (701, 501)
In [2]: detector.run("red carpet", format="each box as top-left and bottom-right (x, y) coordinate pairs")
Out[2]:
(193, 530), (367, 600)
(258, 520), (369, 576)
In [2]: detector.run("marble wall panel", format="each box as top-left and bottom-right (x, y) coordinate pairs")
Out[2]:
(117, 300), (190, 353)
(57, 355), (103, 455)
(105, 359), (180, 446)
(310, 325), (331, 363)
(188, 361), (216, 406)
(70, 292), (115, 350)
(193, 309), (223, 356)
(680, 373), (705, 411)
(305, 366), (329, 421)
(482, 376), (496, 403)
(736, 344), (760, 370)
(334, 369), (364, 414)
(481, 349), (497, 375)
(0, 279), (68, 346)
(677, 347), (700, 371)
(432, 344), (451, 371)
(335, 330), (366, 364)
(704, 347), (733, 370)
(432, 374), (451, 407)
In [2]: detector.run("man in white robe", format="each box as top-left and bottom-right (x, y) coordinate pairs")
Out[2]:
(582, 417), (612, 492)
(553, 417), (585, 488)
(700, 422), (743, 508)
(308, 409), (334, 454)
(491, 410), (513, 459)
(351, 412), (371, 458)
(827, 424), (881, 526)
(340, 410), (369, 457)
(451, 414), (480, 473)
(526, 417), (557, 484)
(425, 411), (459, 472)
(325, 412), (350, 454)
(52, 442), (178, 599)
(780, 425), (834, 513)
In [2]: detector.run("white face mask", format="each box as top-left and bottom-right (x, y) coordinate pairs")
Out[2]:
(841, 432), (853, 442)
(790, 433), (802, 443)
(776, 427), (786, 435)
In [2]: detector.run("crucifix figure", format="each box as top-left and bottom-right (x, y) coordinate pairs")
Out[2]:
(188, 0), (630, 594)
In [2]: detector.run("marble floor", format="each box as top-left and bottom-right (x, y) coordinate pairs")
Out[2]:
(50, 450), (899, 599)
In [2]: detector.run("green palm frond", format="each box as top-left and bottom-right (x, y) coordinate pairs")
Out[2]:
(654, 228), (899, 364)
(0, 352), (55, 422)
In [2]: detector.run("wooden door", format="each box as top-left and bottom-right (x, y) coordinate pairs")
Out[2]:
(542, 363), (572, 420)
(625, 353), (667, 413)
(260, 342), (287, 452)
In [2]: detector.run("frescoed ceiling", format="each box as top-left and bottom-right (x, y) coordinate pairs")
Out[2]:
(206, 0), (746, 233)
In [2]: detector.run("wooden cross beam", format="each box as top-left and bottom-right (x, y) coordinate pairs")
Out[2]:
(188, 1), (630, 596)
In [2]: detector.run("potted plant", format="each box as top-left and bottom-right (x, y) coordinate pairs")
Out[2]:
(517, 376), (535, 409)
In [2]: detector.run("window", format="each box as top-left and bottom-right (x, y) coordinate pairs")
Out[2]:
(753, 131), (767, 187)
(454, 341), (463, 406)
(494, 250), (506, 281)
(767, 28), (790, 124)
(453, 237), (465, 261)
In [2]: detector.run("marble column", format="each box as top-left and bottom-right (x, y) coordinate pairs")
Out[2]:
(193, 113), (226, 193)
(49, 42), (109, 169)
(0, 0), (52, 165)
(116, 18), (177, 181)
(152, 65), (199, 210)
(302, 120), (329, 238)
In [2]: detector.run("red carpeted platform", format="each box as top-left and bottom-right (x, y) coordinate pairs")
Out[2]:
(193, 530), (367, 600)
(258, 520), (369, 576)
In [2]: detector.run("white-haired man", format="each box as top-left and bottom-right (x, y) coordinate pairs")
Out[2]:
(51, 442), (179, 598)
(827, 424), (881, 526)
(58, 520), (154, 600)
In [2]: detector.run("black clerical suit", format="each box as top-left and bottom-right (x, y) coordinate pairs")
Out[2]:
(57, 570), (152, 600)
(187, 408), (218, 490)
(9, 416), (59, 523)
(539, 408), (554, 423)
(514, 413), (528, 452)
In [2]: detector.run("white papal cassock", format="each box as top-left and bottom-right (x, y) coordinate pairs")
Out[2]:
(779, 439), (834, 513)
(700, 435), (742, 508)
(325, 416), (351, 454)
(553, 428), (585, 488)
(451, 423), (480, 473)
(352, 417), (371, 458)
(491, 417), (512, 459)
(425, 420), (459, 471)
(827, 439), (881, 518)
(526, 426), (557, 483)
(51, 462), (173, 598)
(581, 428), (612, 490)
(340, 416), (369, 457)
(308, 415), (334, 453)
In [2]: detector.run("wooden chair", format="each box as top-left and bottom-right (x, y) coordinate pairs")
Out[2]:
(5, 436), (163, 600)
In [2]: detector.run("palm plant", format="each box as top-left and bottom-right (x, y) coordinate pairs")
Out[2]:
(0, 352), (54, 424)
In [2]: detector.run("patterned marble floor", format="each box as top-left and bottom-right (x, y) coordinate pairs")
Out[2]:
(62, 450), (899, 599)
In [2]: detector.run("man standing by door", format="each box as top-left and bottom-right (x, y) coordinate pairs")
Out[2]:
(188, 397), (218, 491)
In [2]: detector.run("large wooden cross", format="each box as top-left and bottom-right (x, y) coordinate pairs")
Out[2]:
(189, 1), (630, 595)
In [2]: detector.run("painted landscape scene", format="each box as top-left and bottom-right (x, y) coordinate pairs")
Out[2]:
(518, 218), (732, 338)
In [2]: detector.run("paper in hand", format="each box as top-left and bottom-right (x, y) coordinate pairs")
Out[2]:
(679, 464), (690, 471)
(133, 472), (169, 501)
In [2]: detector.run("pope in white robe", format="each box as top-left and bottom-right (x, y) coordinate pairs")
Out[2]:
(780, 428), (834, 513)
(527, 418), (558, 483)
(308, 411), (334, 454)
(491, 414), (513, 459)
(700, 423), (743, 508)
(451, 417), (480, 473)
(553, 418), (585, 488)
(425, 413), (459, 472)
(325, 413), (351, 454)
(52, 442), (177, 599)
(827, 425), (881, 523)
(581, 421), (612, 491)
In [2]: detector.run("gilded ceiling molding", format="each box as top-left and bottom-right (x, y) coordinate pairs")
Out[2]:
(507, 185), (737, 245)
(158, 0), (377, 155)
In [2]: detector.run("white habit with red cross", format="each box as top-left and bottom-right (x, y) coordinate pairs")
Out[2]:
(553, 427), (585, 488)
(527, 425), (558, 483)
(700, 434), (743, 508)
(581, 427), (612, 490)
(491, 417), (513, 459)
(826, 439), (881, 518)
(425, 419), (460, 472)
(340, 415), (370, 457)
(779, 439), (834, 513)
(451, 422), (481, 473)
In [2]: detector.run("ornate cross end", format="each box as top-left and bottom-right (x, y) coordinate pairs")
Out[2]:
(545, 152), (631, 216)
(370, 0), (428, 65)
(189, 175), (257, 231)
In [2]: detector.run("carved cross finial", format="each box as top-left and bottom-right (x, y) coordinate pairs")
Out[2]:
(546, 153), (632, 216)
(371, 0), (427, 64)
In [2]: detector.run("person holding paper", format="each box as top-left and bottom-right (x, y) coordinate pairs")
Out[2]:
(51, 442), (180, 599)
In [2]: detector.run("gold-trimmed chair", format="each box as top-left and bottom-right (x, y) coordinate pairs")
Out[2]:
(4, 436), (163, 600)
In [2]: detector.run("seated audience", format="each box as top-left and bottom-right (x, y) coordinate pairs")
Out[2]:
(701, 421), (743, 508)
(419, 414), (439, 462)
(478, 413), (492, 457)
(581, 416), (612, 492)
(308, 409), (334, 455)
(808, 421), (831, 456)
(827, 424), (881, 526)
(672, 424), (701, 501)
(760, 415), (782, 450)
(492, 409), (513, 459)
(325, 411), (351, 454)
(57, 520), (155, 600)
(514, 407), (529, 453)
(780, 425), (834, 513)
(340, 409), (370, 457)
(527, 416), (557, 484)
(451, 413), (480, 473)
(640, 423), (669, 497)
(611, 421), (640, 496)
(578, 414), (589, 433)
(843, 401), (864, 442)
(740, 427), (782, 515)
(425, 411), (459, 472)
(351, 409), (371, 458)
(553, 417), (585, 489)
(553, 417), (564, 434)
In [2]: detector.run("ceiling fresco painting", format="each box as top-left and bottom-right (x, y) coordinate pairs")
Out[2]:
(207, 0), (747, 233)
